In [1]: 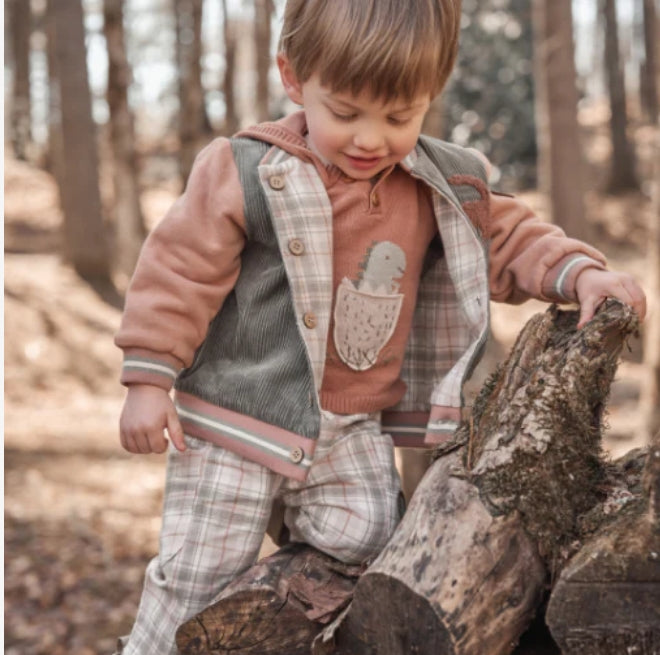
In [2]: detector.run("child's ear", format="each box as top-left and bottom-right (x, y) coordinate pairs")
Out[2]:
(277, 53), (304, 105)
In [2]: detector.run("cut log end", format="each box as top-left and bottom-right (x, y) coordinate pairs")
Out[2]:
(176, 588), (318, 655)
(329, 573), (452, 655)
(176, 543), (362, 655)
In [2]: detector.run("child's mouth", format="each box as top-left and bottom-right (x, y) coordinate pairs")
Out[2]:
(344, 154), (383, 170)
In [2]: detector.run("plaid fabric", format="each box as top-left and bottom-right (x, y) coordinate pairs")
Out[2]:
(257, 145), (489, 430)
(115, 412), (401, 655)
(283, 411), (401, 564)
(258, 152), (335, 392)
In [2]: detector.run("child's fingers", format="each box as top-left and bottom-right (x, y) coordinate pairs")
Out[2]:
(167, 408), (187, 452)
(577, 295), (603, 329)
(145, 430), (169, 454)
(123, 429), (153, 454)
(622, 278), (646, 322)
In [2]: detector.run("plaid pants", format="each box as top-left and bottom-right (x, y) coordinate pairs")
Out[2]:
(116, 411), (401, 655)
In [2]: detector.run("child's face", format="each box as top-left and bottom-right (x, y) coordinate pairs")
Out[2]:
(278, 56), (431, 180)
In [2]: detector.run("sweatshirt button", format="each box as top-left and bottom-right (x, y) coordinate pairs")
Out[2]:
(289, 447), (304, 464)
(269, 175), (285, 190)
(303, 312), (317, 329)
(288, 238), (305, 255)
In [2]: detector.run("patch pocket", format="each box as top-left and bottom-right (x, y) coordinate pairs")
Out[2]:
(334, 280), (404, 371)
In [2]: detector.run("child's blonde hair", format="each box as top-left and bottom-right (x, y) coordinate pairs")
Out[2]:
(279, 0), (462, 102)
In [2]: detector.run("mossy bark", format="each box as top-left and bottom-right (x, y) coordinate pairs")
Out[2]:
(315, 300), (641, 655)
(546, 431), (660, 654)
(176, 301), (647, 655)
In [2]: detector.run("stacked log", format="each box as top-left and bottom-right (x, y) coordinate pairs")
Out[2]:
(176, 543), (362, 655)
(546, 431), (660, 654)
(177, 301), (654, 655)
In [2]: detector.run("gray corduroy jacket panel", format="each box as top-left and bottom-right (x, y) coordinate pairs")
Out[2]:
(175, 138), (322, 439)
(175, 135), (489, 442)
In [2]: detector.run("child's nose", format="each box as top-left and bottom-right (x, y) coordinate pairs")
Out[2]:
(353, 127), (384, 152)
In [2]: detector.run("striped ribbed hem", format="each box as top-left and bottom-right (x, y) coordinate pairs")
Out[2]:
(425, 405), (460, 444)
(174, 391), (316, 481)
(425, 420), (460, 444)
(121, 354), (179, 390)
(382, 411), (429, 447)
(382, 407), (461, 447)
(545, 255), (606, 303)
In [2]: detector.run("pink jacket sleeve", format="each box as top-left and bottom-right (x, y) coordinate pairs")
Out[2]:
(486, 191), (607, 305)
(115, 138), (247, 390)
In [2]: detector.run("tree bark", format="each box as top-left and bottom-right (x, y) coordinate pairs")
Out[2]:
(176, 0), (211, 183)
(640, 0), (658, 123)
(45, 0), (64, 185)
(176, 543), (362, 655)
(8, 0), (33, 161)
(602, 0), (640, 192)
(317, 300), (640, 655)
(48, 0), (112, 282)
(533, 0), (587, 240)
(175, 301), (644, 655)
(220, 0), (239, 135)
(103, 0), (147, 279)
(546, 432), (660, 654)
(254, 0), (273, 123)
(640, 129), (660, 439)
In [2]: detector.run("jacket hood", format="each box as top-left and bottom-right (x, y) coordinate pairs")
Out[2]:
(236, 111), (317, 165)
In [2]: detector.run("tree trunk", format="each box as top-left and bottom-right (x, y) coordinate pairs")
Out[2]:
(533, 0), (587, 240)
(8, 0), (33, 161)
(546, 431), (660, 654)
(220, 0), (239, 135)
(45, 0), (64, 185)
(602, 0), (640, 192)
(254, 0), (273, 123)
(318, 300), (640, 655)
(48, 0), (112, 282)
(103, 0), (147, 280)
(176, 0), (211, 183)
(640, 133), (660, 437)
(640, 0), (659, 123)
(176, 543), (362, 655)
(175, 301), (643, 655)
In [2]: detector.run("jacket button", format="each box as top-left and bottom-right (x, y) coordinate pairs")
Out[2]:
(269, 175), (285, 190)
(289, 447), (304, 464)
(302, 312), (317, 329)
(288, 238), (305, 255)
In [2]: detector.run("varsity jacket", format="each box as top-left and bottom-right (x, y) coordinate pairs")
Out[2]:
(115, 113), (607, 481)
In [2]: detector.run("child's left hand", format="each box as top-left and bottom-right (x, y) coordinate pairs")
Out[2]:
(575, 268), (647, 329)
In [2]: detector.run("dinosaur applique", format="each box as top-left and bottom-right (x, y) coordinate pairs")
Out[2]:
(334, 241), (406, 371)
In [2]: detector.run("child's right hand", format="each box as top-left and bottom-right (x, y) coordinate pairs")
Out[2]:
(119, 385), (186, 454)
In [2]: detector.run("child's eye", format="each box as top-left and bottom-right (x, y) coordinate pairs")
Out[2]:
(388, 116), (410, 126)
(331, 110), (357, 122)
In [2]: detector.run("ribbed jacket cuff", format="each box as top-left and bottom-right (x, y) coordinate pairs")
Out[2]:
(542, 254), (606, 303)
(120, 349), (181, 390)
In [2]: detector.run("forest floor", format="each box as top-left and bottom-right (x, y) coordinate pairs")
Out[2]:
(4, 109), (658, 655)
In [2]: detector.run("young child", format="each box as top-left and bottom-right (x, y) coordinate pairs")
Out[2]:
(113, 1), (646, 653)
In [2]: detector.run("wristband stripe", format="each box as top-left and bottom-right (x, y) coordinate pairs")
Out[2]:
(554, 255), (592, 300)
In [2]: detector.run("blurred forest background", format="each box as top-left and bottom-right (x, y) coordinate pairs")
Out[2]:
(3, 0), (660, 653)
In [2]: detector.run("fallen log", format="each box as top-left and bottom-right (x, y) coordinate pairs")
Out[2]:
(176, 301), (643, 655)
(546, 429), (660, 654)
(315, 300), (641, 655)
(176, 542), (362, 655)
